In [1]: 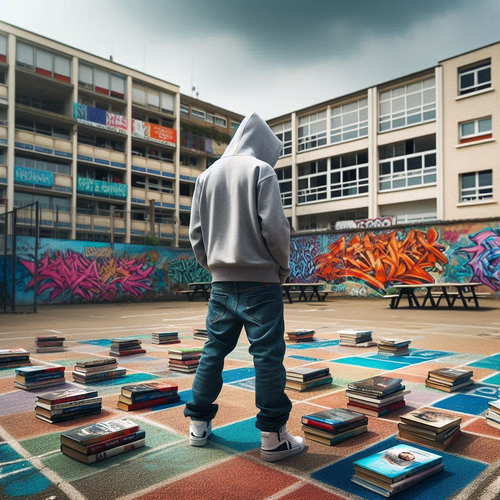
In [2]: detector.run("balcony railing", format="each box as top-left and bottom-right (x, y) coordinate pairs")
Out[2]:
(181, 132), (213, 154)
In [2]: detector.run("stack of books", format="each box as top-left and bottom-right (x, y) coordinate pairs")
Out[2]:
(351, 444), (444, 497)
(72, 358), (126, 384)
(425, 368), (474, 392)
(378, 338), (411, 356)
(168, 347), (203, 373)
(346, 376), (408, 417)
(35, 388), (102, 423)
(193, 329), (209, 341)
(152, 331), (180, 345)
(302, 408), (368, 445)
(286, 329), (315, 343)
(339, 329), (376, 347)
(486, 400), (500, 429)
(33, 336), (66, 353)
(15, 366), (66, 391)
(398, 409), (461, 450)
(285, 367), (333, 391)
(60, 418), (145, 464)
(109, 338), (146, 357)
(118, 381), (180, 411)
(0, 348), (31, 369)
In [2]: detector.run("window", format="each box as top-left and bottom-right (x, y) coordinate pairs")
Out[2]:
(298, 160), (328, 203)
(331, 98), (368, 144)
(298, 111), (327, 151)
(0, 33), (6, 62)
(231, 121), (240, 136)
(79, 63), (125, 99)
(180, 155), (198, 167)
(379, 78), (436, 132)
(0, 69), (5, 85)
(180, 183), (194, 197)
(77, 132), (125, 152)
(379, 136), (436, 191)
(272, 121), (292, 156)
(214, 115), (227, 127)
(14, 192), (70, 212)
(161, 92), (174, 114)
(78, 96), (125, 115)
(0, 108), (7, 125)
(16, 41), (70, 82)
(460, 117), (492, 143)
(459, 61), (491, 95)
(276, 167), (292, 206)
(147, 88), (160, 109)
(180, 104), (189, 117)
(15, 118), (70, 140)
(460, 170), (493, 202)
(16, 93), (65, 114)
(132, 83), (174, 114)
(191, 108), (205, 121)
(0, 149), (4, 164)
(331, 151), (369, 199)
(15, 154), (70, 175)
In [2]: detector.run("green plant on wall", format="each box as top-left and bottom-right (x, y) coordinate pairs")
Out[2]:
(180, 122), (231, 145)
(144, 234), (160, 246)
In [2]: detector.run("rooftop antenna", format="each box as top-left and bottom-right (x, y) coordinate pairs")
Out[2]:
(109, 55), (113, 62)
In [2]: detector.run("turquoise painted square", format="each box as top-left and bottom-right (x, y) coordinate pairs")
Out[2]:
(287, 340), (340, 350)
(210, 417), (261, 452)
(312, 436), (487, 500)
(332, 356), (404, 370)
(482, 373), (500, 386)
(151, 389), (192, 411)
(432, 393), (494, 415)
(469, 354), (500, 371)
(287, 355), (322, 362)
(0, 443), (22, 464)
(0, 460), (53, 498)
(230, 378), (256, 391)
(84, 372), (158, 387)
(222, 367), (255, 383)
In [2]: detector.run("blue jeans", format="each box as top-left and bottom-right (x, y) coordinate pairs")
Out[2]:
(184, 282), (292, 431)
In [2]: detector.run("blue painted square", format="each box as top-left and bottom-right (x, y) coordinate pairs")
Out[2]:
(482, 373), (500, 386)
(210, 417), (260, 452)
(469, 354), (500, 371)
(332, 357), (404, 370)
(0, 460), (53, 498)
(312, 435), (487, 500)
(432, 393), (494, 415)
(287, 355), (323, 362)
(230, 378), (256, 391)
(78, 339), (112, 347)
(0, 443), (22, 465)
(151, 389), (192, 411)
(287, 340), (340, 350)
(222, 367), (255, 384)
(465, 384), (500, 400)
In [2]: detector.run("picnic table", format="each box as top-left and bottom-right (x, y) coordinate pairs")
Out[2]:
(281, 283), (328, 304)
(179, 282), (212, 301)
(386, 283), (487, 309)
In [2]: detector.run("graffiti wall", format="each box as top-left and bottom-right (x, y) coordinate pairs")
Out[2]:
(14, 237), (210, 305)
(289, 221), (500, 297)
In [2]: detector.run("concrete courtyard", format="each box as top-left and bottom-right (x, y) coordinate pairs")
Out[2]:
(0, 297), (499, 499)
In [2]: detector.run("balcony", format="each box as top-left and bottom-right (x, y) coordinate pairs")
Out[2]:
(14, 166), (72, 194)
(77, 144), (126, 169)
(130, 187), (175, 208)
(179, 225), (189, 238)
(0, 164), (6, 183)
(0, 84), (7, 105)
(76, 211), (126, 235)
(15, 129), (72, 157)
(131, 219), (174, 239)
(179, 165), (201, 182)
(131, 155), (175, 178)
(132, 118), (176, 148)
(0, 125), (6, 142)
(179, 195), (192, 210)
(181, 132), (214, 154)
(77, 177), (127, 200)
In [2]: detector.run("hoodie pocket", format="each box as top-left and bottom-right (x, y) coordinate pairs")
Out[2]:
(245, 291), (277, 325)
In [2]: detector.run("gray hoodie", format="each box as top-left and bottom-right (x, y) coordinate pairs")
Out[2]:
(189, 112), (290, 283)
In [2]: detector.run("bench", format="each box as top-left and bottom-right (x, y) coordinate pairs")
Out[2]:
(179, 290), (196, 302)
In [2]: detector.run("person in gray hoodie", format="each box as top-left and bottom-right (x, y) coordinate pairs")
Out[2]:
(184, 112), (305, 462)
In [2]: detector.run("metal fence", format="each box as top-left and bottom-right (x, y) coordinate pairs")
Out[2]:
(0, 202), (40, 313)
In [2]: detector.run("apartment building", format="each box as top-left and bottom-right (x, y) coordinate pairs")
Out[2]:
(0, 22), (243, 246)
(268, 43), (500, 231)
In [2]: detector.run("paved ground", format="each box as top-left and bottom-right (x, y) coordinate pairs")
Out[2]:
(0, 297), (499, 500)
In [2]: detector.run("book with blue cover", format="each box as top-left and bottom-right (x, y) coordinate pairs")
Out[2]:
(302, 408), (367, 433)
(353, 444), (442, 484)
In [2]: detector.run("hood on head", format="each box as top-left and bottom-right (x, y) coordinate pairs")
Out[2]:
(222, 112), (283, 167)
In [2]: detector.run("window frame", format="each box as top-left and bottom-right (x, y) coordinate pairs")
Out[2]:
(459, 117), (492, 143)
(276, 167), (292, 207)
(459, 61), (492, 96)
(330, 152), (369, 200)
(298, 111), (327, 152)
(297, 160), (328, 204)
(272, 121), (292, 156)
(331, 98), (368, 144)
(460, 170), (493, 202)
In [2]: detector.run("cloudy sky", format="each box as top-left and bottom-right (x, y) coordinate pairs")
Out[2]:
(1, 0), (500, 119)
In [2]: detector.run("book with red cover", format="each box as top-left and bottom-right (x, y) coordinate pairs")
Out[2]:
(118, 394), (180, 411)
(348, 399), (406, 417)
(37, 388), (98, 406)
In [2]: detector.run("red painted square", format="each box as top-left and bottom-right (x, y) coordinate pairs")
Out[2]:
(136, 456), (300, 500)
(462, 417), (500, 439)
(281, 483), (345, 499)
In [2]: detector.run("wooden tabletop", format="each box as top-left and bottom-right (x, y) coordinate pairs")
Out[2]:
(392, 283), (481, 288)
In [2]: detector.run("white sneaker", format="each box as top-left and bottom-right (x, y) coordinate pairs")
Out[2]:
(189, 419), (212, 446)
(261, 425), (305, 462)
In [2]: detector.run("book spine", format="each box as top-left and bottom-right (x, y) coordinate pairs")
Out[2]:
(75, 365), (117, 373)
(52, 403), (102, 415)
(21, 372), (65, 383)
(86, 430), (146, 455)
(73, 369), (126, 381)
(0, 356), (30, 363)
(47, 397), (102, 410)
(125, 395), (180, 410)
(302, 371), (330, 382)
(130, 390), (179, 403)
(90, 438), (146, 463)
(302, 417), (367, 433)
(50, 393), (98, 405)
(302, 377), (333, 389)
(391, 464), (444, 494)
(48, 408), (101, 422)
(18, 366), (64, 375)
